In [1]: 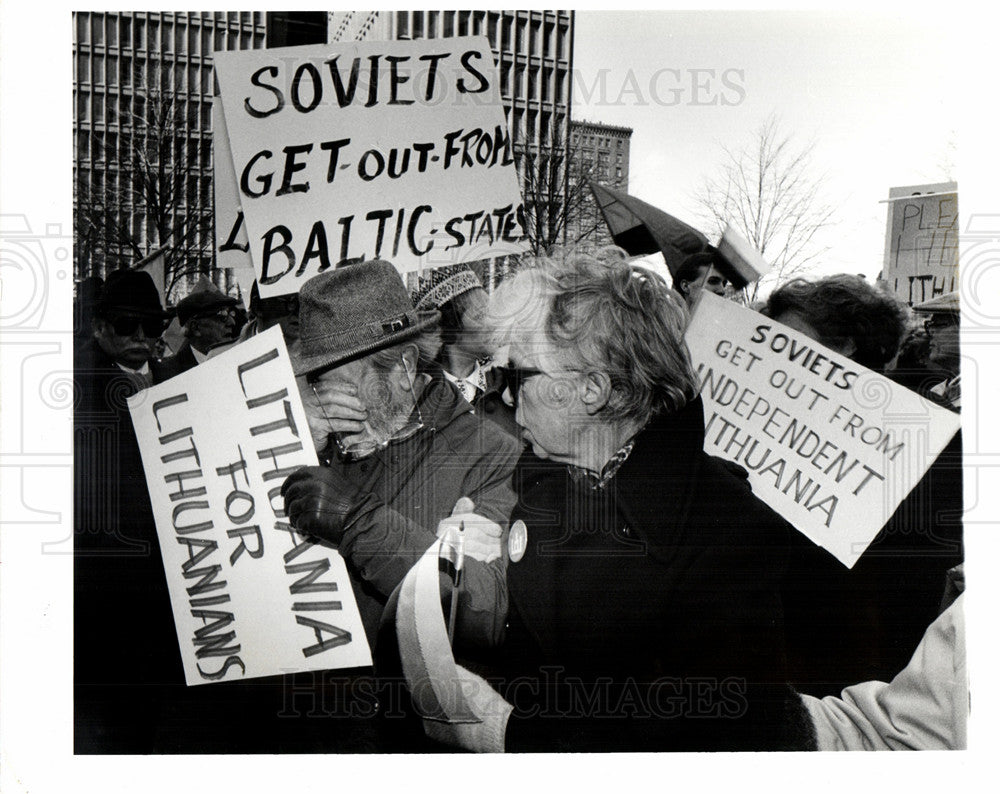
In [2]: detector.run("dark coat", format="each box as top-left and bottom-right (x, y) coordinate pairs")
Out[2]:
(495, 397), (813, 752)
(74, 341), (183, 752)
(153, 342), (197, 383)
(782, 429), (964, 696)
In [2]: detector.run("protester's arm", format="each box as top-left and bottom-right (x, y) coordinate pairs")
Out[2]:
(800, 595), (966, 751)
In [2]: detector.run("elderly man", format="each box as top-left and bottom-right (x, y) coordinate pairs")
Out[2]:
(672, 249), (728, 309)
(157, 286), (237, 379)
(281, 259), (520, 649)
(403, 250), (812, 753)
(912, 291), (961, 410)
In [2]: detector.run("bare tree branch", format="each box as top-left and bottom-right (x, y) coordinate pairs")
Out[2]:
(75, 62), (214, 302)
(693, 114), (837, 302)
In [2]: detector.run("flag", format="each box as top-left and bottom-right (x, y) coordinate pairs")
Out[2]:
(587, 181), (708, 277)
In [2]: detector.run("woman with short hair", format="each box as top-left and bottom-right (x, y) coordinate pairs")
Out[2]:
(412, 248), (814, 752)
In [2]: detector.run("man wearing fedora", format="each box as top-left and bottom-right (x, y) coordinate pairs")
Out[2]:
(281, 260), (520, 651)
(75, 269), (182, 752)
(156, 286), (238, 381)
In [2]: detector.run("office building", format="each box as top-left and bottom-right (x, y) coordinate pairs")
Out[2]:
(567, 119), (633, 250)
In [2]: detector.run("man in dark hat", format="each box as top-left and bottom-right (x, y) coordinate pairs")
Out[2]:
(74, 269), (180, 753)
(157, 286), (238, 380)
(672, 250), (729, 310)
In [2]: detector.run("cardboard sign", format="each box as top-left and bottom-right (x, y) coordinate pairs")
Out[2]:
(212, 98), (257, 301)
(685, 293), (960, 568)
(214, 37), (529, 298)
(127, 327), (371, 685)
(881, 181), (959, 306)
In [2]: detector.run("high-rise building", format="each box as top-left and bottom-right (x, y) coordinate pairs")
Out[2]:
(73, 11), (574, 295)
(73, 12), (331, 297)
(567, 119), (633, 250)
(329, 10), (575, 265)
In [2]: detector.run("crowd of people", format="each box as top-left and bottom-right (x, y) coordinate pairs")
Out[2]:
(73, 245), (964, 753)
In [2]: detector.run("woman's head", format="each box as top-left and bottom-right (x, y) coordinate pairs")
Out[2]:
(489, 248), (698, 438)
(762, 275), (908, 371)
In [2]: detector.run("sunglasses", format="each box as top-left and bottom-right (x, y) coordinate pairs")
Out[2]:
(110, 315), (164, 338)
(496, 365), (545, 408)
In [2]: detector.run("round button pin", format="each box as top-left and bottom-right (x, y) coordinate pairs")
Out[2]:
(508, 520), (527, 563)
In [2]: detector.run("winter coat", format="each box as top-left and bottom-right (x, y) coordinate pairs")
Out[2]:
(452, 396), (814, 752)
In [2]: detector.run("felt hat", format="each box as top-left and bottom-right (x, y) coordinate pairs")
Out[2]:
(95, 269), (168, 318)
(176, 288), (238, 325)
(411, 264), (484, 312)
(912, 291), (960, 315)
(293, 260), (439, 376)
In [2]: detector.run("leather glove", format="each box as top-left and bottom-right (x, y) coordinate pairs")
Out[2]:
(422, 664), (512, 753)
(280, 465), (363, 546)
(436, 497), (503, 563)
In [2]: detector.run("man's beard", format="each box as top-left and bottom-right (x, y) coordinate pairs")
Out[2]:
(362, 369), (416, 444)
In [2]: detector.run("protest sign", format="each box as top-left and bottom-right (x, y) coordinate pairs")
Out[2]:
(684, 292), (960, 568)
(127, 327), (372, 685)
(881, 181), (959, 305)
(212, 98), (257, 300)
(214, 36), (528, 298)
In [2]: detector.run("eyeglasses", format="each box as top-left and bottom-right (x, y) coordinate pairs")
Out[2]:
(923, 315), (959, 332)
(110, 315), (164, 338)
(309, 355), (426, 462)
(496, 365), (545, 408)
(196, 308), (235, 323)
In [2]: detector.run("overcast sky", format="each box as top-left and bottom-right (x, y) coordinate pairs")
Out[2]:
(571, 10), (958, 280)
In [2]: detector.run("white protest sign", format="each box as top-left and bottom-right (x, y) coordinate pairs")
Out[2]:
(212, 98), (257, 300)
(881, 181), (958, 306)
(127, 327), (372, 685)
(684, 292), (960, 569)
(214, 36), (529, 298)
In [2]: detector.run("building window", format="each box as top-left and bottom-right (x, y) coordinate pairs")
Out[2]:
(92, 14), (105, 46)
(106, 17), (118, 48)
(395, 11), (409, 37)
(443, 10), (454, 38)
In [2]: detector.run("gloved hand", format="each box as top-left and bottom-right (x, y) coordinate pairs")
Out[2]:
(296, 375), (368, 451)
(280, 465), (363, 546)
(436, 497), (503, 563)
(422, 664), (512, 753)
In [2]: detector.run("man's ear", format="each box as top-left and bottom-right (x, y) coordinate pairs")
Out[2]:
(678, 280), (691, 297)
(580, 370), (613, 415)
(91, 317), (107, 340)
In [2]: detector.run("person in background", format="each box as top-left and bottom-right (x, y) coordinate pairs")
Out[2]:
(672, 249), (729, 310)
(74, 269), (179, 753)
(406, 248), (812, 752)
(760, 274), (962, 697)
(885, 325), (937, 395)
(762, 274), (908, 372)
(911, 291), (961, 410)
(411, 264), (519, 438)
(238, 281), (301, 344)
(156, 286), (237, 380)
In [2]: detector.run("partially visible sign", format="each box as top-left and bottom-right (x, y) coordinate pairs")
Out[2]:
(128, 328), (371, 685)
(685, 293), (960, 568)
(212, 98), (257, 300)
(214, 36), (528, 297)
(881, 181), (958, 305)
